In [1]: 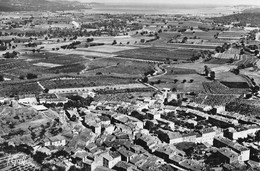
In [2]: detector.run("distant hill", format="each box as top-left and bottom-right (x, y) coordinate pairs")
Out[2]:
(210, 13), (260, 27)
(243, 8), (260, 13)
(0, 0), (91, 12)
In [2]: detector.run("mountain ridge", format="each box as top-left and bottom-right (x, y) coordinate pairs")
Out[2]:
(0, 0), (92, 12)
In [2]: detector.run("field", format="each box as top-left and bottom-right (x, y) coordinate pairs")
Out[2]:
(149, 73), (207, 93)
(79, 45), (138, 53)
(233, 55), (258, 67)
(85, 60), (154, 76)
(0, 52), (88, 78)
(40, 76), (137, 89)
(204, 58), (231, 65)
(201, 94), (238, 106)
(202, 81), (249, 95)
(0, 82), (42, 96)
(116, 47), (197, 61)
(165, 67), (196, 75)
(181, 30), (220, 40)
(219, 31), (247, 38)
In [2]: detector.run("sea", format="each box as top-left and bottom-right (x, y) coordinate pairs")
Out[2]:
(84, 3), (243, 17)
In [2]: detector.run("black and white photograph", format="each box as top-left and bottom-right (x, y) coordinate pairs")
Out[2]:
(0, 0), (260, 170)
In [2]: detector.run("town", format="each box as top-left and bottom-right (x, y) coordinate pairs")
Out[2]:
(1, 0), (260, 171)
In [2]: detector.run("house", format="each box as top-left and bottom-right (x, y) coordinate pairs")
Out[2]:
(182, 133), (197, 143)
(18, 95), (38, 105)
(213, 136), (250, 161)
(224, 125), (260, 140)
(154, 145), (178, 161)
(102, 151), (121, 169)
(146, 112), (161, 120)
(114, 161), (138, 171)
(82, 153), (104, 171)
(179, 159), (203, 171)
(196, 128), (216, 145)
(118, 147), (136, 162)
(44, 135), (66, 147)
(38, 93), (68, 104)
(157, 129), (183, 144)
(216, 148), (239, 164)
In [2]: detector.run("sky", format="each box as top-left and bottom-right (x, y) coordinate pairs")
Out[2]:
(74, 0), (260, 6)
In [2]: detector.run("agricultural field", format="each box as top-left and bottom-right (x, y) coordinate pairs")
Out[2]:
(85, 60), (154, 76)
(165, 67), (196, 75)
(149, 73), (207, 93)
(202, 81), (249, 95)
(0, 52), (88, 78)
(78, 45), (138, 53)
(167, 44), (217, 50)
(40, 75), (137, 89)
(116, 47), (197, 61)
(202, 94), (238, 106)
(182, 30), (220, 40)
(233, 55), (258, 67)
(218, 31), (247, 38)
(0, 81), (42, 96)
(204, 58), (231, 65)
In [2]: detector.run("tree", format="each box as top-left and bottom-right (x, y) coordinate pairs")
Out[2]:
(112, 40), (117, 45)
(19, 75), (25, 80)
(182, 37), (188, 43)
(255, 130), (260, 144)
(0, 75), (4, 82)
(210, 71), (215, 80)
(26, 73), (38, 79)
(204, 65), (209, 76)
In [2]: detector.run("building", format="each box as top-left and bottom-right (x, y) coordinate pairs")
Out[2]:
(216, 148), (239, 164)
(196, 128), (216, 145)
(44, 135), (66, 147)
(102, 151), (121, 169)
(224, 126), (260, 140)
(213, 136), (250, 161)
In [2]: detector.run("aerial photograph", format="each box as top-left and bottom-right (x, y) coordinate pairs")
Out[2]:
(1, 0), (260, 170)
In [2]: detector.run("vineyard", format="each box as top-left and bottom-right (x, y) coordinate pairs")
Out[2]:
(202, 81), (249, 95)
(202, 94), (238, 106)
(233, 55), (258, 67)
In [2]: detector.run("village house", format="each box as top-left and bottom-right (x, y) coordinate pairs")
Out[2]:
(213, 136), (250, 161)
(102, 151), (121, 169)
(44, 135), (66, 147)
(224, 125), (260, 140)
(216, 148), (239, 164)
